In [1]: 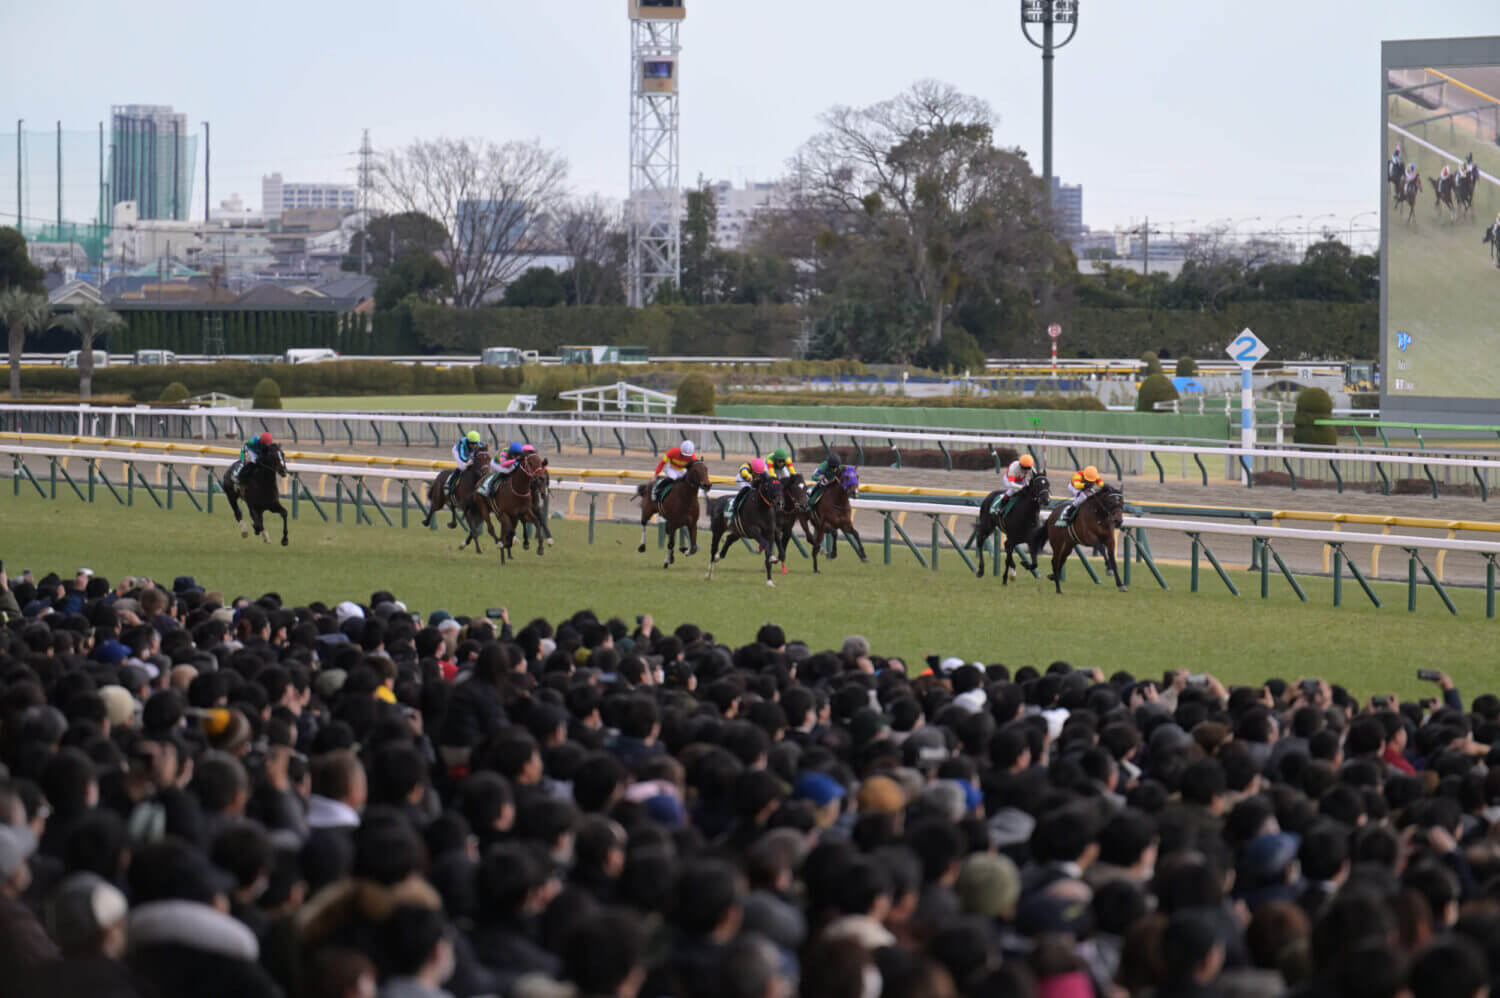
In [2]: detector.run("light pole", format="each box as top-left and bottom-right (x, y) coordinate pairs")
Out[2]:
(1019, 1), (1080, 205)
(1275, 214), (1302, 256)
(1349, 210), (1376, 251)
(1303, 213), (1337, 252)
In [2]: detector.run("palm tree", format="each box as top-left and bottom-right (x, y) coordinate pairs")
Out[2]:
(0, 289), (51, 400)
(52, 303), (125, 399)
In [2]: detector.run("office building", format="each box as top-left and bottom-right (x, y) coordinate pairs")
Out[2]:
(1049, 178), (1083, 247)
(108, 105), (196, 222)
(262, 173), (359, 216)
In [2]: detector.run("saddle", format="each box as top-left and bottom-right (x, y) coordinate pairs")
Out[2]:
(729, 485), (752, 519)
(651, 477), (674, 504)
(1057, 499), (1085, 529)
(990, 492), (1022, 519)
(477, 470), (508, 498)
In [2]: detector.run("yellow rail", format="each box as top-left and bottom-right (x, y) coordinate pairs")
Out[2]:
(1424, 67), (1500, 108)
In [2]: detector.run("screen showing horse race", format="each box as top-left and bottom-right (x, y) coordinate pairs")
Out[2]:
(1384, 59), (1500, 400)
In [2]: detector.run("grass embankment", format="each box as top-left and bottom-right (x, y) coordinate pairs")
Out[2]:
(0, 491), (1492, 699)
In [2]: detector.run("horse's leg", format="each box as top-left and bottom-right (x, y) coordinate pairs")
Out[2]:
(1048, 532), (1072, 594)
(227, 487), (247, 539)
(271, 502), (289, 547)
(686, 516), (699, 557)
(763, 529), (776, 586)
(976, 522), (990, 578)
(665, 518), (676, 569)
(1105, 531), (1127, 591)
(639, 505), (652, 554)
(706, 523), (723, 580)
(848, 522), (868, 562)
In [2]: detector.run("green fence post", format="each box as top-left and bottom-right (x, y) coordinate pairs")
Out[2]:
(166, 471), (174, 510)
(1149, 451), (1164, 484)
(1199, 535), (1239, 595)
(883, 514), (892, 565)
(1260, 540), (1269, 599)
(1487, 555), (1497, 619)
(1192, 453), (1207, 487)
(204, 468), (213, 513)
(1122, 530), (1133, 588)
(1281, 458), (1298, 491)
(1340, 549), (1382, 608)
(930, 516), (939, 572)
(291, 474), (300, 519)
(1411, 548), (1458, 615)
(1407, 550), (1417, 612)
(1189, 534), (1201, 592)
(613, 429), (626, 457)
(57, 463), (85, 502)
(588, 494), (596, 544)
(87, 460), (95, 502)
(1329, 461), (1343, 494)
(1332, 545), (1343, 607)
(937, 441), (952, 471)
(400, 482), (409, 528)
(712, 431), (725, 461)
(127, 463), (134, 506)
(335, 479), (343, 523)
(889, 439), (901, 469)
(937, 518), (977, 574)
(580, 428), (593, 456)
(549, 427), (562, 455)
(888, 514), (926, 568)
(1266, 541), (1307, 602)
(1073, 547), (1102, 584)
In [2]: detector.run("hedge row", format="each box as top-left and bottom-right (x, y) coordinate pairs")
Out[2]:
(409, 303), (806, 355)
(720, 391), (1106, 411)
(1051, 303), (1376, 361)
(25, 310), (419, 357)
(797, 445), (1022, 472)
(17, 361), (505, 402)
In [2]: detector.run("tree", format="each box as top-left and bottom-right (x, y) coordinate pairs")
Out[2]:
(558, 196), (623, 305)
(375, 250), (452, 310)
(376, 138), (568, 307)
(52, 304), (125, 399)
(1136, 373), (1179, 413)
(0, 228), (45, 293)
(680, 181), (719, 304)
(0, 289), (50, 399)
(343, 211), (449, 276)
(675, 374), (716, 415)
(501, 267), (566, 308)
(792, 81), (1053, 348)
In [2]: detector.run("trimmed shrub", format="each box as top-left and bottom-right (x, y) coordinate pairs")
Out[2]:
(252, 377), (283, 410)
(158, 381), (190, 403)
(675, 374), (716, 415)
(1174, 356), (1198, 377)
(916, 327), (987, 374)
(1139, 352), (1163, 376)
(1135, 373), (1179, 413)
(1293, 387), (1336, 445)
(533, 373), (572, 412)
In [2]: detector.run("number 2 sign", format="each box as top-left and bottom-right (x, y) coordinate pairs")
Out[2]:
(1225, 328), (1269, 368)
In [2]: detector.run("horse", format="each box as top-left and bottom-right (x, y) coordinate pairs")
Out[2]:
(1429, 174), (1456, 221)
(1457, 169), (1477, 218)
(223, 442), (290, 546)
(1485, 222), (1500, 268)
(807, 466), (868, 573)
(1388, 158), (1405, 205)
(452, 452), (502, 554)
(519, 462), (552, 552)
(488, 452), (549, 562)
(423, 445), (490, 530)
(706, 476), (784, 586)
(1396, 175), (1422, 224)
(773, 473), (816, 575)
(633, 459), (712, 570)
(973, 472), (1051, 583)
(1038, 486), (1127, 595)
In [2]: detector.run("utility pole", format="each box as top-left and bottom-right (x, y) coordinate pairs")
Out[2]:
(56, 121), (62, 233)
(357, 128), (373, 275)
(203, 121), (210, 222)
(16, 120), (22, 226)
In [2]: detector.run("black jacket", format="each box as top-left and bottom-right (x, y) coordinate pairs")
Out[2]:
(127, 900), (284, 998)
(440, 680), (508, 750)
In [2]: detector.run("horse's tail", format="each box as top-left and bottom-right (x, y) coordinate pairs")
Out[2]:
(631, 483), (646, 503)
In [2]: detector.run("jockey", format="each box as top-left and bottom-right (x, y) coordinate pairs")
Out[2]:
(496, 441), (525, 475)
(1002, 454), (1036, 500)
(1406, 162), (1418, 182)
(449, 431), (484, 496)
(812, 450), (843, 485)
(655, 440), (696, 481)
(1063, 466), (1103, 521)
(238, 432), (273, 483)
(766, 448), (796, 480)
(1440, 164), (1451, 186)
(737, 457), (769, 484)
(1389, 145), (1402, 174)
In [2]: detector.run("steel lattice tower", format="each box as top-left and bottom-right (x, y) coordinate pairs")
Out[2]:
(627, 1), (683, 307)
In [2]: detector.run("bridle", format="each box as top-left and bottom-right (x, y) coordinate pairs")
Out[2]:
(508, 455), (538, 497)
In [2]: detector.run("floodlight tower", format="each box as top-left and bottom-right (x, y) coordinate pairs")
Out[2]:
(627, 0), (684, 307)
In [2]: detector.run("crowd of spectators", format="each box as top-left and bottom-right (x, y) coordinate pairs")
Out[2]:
(1, 564), (1499, 998)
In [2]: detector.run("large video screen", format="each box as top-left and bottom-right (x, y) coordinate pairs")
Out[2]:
(1384, 64), (1500, 399)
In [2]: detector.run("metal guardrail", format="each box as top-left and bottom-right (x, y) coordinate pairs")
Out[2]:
(4, 440), (1499, 617)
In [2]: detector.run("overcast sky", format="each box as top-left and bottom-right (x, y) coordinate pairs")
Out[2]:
(2, 1), (1495, 243)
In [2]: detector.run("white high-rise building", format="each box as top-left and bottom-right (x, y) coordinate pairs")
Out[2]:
(262, 173), (358, 216)
(706, 179), (788, 248)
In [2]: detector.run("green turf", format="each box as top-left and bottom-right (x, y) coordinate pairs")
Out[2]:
(2, 490), (1496, 700)
(282, 394), (516, 412)
(1386, 96), (1500, 400)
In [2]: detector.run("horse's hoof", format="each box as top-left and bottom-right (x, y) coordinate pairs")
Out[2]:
(637, 543), (647, 553)
(547, 538), (555, 546)
(239, 525), (248, 539)
(766, 580), (776, 587)
(281, 538), (288, 547)
(687, 546), (698, 556)
(447, 522), (456, 530)
(261, 533), (270, 544)
(1117, 585), (1129, 592)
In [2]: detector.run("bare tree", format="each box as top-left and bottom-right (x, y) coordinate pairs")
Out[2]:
(376, 138), (569, 308)
(558, 195), (622, 305)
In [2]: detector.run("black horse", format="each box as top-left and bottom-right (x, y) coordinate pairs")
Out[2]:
(1429, 174), (1456, 221)
(774, 473), (816, 575)
(974, 472), (1051, 583)
(706, 476), (783, 586)
(1485, 222), (1500, 268)
(1457, 169), (1477, 218)
(1388, 157), (1405, 205)
(223, 443), (290, 546)
(1396, 174), (1422, 224)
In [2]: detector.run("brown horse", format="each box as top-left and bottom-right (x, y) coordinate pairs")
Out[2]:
(1396, 174), (1422, 224)
(773, 473), (816, 575)
(489, 452), (549, 562)
(1429, 174), (1456, 222)
(633, 459), (712, 569)
(423, 446), (489, 530)
(1039, 486), (1126, 594)
(807, 466), (868, 573)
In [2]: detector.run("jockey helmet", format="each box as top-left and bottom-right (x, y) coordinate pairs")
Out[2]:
(748, 458), (767, 476)
(466, 430), (481, 443)
(1442, 165), (1449, 177)
(680, 440), (695, 458)
(521, 444), (535, 454)
(826, 451), (842, 468)
(1083, 466), (1101, 483)
(1019, 454), (1035, 469)
(506, 442), (524, 457)
(259, 432), (273, 446)
(770, 448), (788, 463)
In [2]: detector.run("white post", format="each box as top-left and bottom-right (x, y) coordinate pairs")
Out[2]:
(1240, 367), (1254, 485)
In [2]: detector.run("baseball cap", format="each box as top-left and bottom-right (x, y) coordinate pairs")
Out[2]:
(335, 601), (365, 625)
(47, 872), (128, 952)
(97, 686), (139, 729)
(1243, 832), (1301, 879)
(956, 853), (1022, 919)
(94, 640), (131, 666)
(856, 775), (907, 815)
(792, 772), (847, 808)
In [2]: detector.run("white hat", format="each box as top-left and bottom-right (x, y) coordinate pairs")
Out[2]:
(939, 657), (966, 675)
(335, 601), (365, 624)
(680, 440), (695, 457)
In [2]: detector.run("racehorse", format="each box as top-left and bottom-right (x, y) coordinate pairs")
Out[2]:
(807, 465), (868, 573)
(1038, 485), (1127, 595)
(1396, 175), (1422, 224)
(423, 445), (489, 530)
(452, 452), (503, 555)
(773, 473), (816, 575)
(633, 458), (712, 570)
(224, 442), (290, 546)
(1457, 169), (1477, 218)
(519, 462), (552, 552)
(1388, 158), (1405, 205)
(1429, 174), (1456, 221)
(974, 472), (1051, 583)
(1485, 222), (1500, 268)
(488, 452), (549, 562)
(706, 476), (784, 586)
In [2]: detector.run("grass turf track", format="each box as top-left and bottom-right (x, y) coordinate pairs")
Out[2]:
(1385, 97), (1500, 400)
(0, 491), (1495, 701)
(282, 394), (517, 412)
